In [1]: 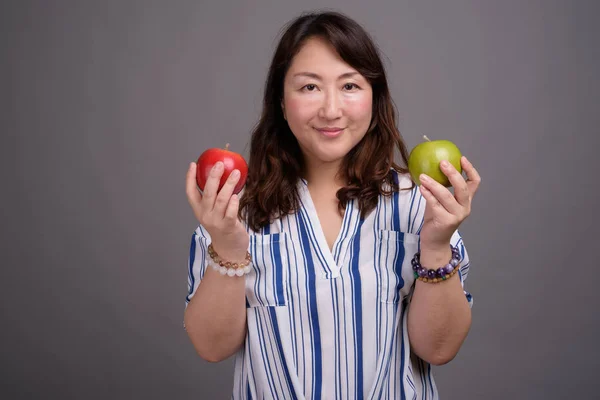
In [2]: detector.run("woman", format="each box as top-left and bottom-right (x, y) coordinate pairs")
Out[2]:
(184, 10), (481, 400)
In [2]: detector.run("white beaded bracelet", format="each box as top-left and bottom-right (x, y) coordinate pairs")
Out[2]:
(207, 257), (252, 277)
(206, 243), (253, 277)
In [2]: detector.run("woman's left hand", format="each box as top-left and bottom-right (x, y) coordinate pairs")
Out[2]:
(417, 156), (481, 250)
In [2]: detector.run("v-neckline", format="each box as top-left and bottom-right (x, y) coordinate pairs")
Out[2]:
(298, 179), (352, 278)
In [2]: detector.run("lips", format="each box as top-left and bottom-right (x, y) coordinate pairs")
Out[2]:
(315, 127), (344, 138)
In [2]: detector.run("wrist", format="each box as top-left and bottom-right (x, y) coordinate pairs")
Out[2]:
(419, 244), (452, 268)
(412, 243), (461, 283)
(210, 241), (248, 263)
(207, 243), (252, 278)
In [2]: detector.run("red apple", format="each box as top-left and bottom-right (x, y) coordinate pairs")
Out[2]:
(196, 143), (248, 194)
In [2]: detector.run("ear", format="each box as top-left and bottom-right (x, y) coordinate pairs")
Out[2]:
(281, 100), (287, 120)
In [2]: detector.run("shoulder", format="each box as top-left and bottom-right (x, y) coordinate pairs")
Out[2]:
(389, 168), (416, 190)
(388, 168), (420, 203)
(385, 168), (426, 234)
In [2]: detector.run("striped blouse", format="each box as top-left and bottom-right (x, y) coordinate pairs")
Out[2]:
(185, 170), (473, 400)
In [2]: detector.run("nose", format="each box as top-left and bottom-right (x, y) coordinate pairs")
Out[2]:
(318, 91), (343, 120)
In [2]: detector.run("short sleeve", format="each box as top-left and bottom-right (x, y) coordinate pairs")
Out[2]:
(185, 225), (212, 308)
(447, 230), (474, 308)
(404, 181), (474, 308)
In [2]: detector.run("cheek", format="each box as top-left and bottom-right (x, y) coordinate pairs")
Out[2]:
(346, 96), (373, 122)
(284, 96), (318, 123)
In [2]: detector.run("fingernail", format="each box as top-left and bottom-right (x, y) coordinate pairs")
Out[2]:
(440, 160), (450, 168)
(231, 169), (240, 178)
(213, 162), (223, 171)
(420, 174), (429, 182)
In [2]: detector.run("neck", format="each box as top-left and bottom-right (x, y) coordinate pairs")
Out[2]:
(303, 160), (346, 192)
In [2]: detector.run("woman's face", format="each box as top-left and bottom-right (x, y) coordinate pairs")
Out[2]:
(282, 36), (373, 169)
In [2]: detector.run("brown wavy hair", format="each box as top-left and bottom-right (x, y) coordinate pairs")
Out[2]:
(239, 11), (413, 231)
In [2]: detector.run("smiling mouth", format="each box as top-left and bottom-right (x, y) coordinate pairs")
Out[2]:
(315, 127), (345, 137)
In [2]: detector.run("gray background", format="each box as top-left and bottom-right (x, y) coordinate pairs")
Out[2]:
(1, 0), (599, 399)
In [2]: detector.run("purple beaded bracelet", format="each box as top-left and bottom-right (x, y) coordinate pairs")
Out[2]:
(412, 244), (461, 283)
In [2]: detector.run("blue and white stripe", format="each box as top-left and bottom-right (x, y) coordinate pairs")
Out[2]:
(186, 170), (473, 399)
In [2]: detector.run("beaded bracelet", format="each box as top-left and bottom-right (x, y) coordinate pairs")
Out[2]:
(412, 244), (461, 283)
(207, 243), (253, 277)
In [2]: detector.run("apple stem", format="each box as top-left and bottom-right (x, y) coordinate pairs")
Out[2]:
(225, 143), (230, 151)
(423, 135), (431, 142)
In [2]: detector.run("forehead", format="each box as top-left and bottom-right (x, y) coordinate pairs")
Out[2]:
(287, 37), (357, 76)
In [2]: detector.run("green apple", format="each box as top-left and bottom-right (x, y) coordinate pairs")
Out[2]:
(408, 135), (462, 187)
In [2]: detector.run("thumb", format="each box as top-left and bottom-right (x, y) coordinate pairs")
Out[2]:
(186, 162), (203, 209)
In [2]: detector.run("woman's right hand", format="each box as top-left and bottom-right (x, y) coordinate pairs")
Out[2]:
(186, 161), (249, 261)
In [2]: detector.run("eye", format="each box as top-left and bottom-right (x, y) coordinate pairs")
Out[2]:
(343, 83), (360, 91)
(303, 84), (317, 91)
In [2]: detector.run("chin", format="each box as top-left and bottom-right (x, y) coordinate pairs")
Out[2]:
(313, 149), (348, 164)
(299, 138), (359, 166)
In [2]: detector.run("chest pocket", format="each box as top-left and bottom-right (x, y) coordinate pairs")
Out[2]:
(245, 232), (289, 308)
(373, 230), (420, 304)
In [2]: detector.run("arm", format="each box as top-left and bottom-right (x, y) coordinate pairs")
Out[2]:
(407, 156), (481, 365)
(184, 245), (248, 363)
(407, 244), (471, 365)
(184, 161), (250, 362)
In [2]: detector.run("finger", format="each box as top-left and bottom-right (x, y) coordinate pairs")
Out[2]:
(419, 183), (450, 216)
(224, 193), (240, 223)
(201, 161), (225, 210)
(461, 156), (481, 195)
(440, 160), (470, 207)
(419, 173), (462, 215)
(185, 162), (203, 206)
(213, 169), (241, 216)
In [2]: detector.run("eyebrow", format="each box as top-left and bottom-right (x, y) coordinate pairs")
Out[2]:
(292, 71), (360, 80)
